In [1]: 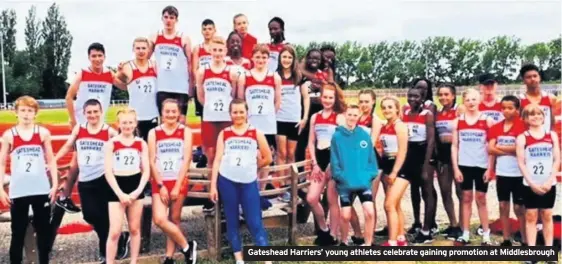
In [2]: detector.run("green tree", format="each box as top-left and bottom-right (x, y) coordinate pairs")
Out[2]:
(0, 9), (17, 64)
(364, 41), (392, 87)
(450, 39), (482, 85)
(544, 37), (561, 81)
(522, 42), (550, 72)
(24, 5), (44, 96)
(336, 41), (363, 87)
(480, 36), (521, 82)
(421, 37), (456, 83)
(41, 3), (73, 99)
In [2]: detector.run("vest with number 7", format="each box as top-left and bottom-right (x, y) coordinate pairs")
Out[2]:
(112, 138), (143, 172)
(155, 125), (185, 181)
(523, 131), (555, 186)
(219, 126), (259, 183)
(75, 124), (110, 182)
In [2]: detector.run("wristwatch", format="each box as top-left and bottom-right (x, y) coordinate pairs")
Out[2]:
(157, 183), (163, 188)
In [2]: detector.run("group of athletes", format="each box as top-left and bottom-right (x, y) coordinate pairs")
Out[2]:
(0, 4), (560, 264)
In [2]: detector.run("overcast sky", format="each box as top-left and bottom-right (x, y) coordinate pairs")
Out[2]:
(3, 0), (561, 80)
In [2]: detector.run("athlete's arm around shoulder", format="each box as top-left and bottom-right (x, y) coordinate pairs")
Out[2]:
(66, 71), (82, 127)
(484, 116), (494, 129)
(196, 66), (206, 105)
(0, 131), (12, 204)
(113, 62), (133, 90)
(148, 33), (158, 56)
(393, 121), (408, 174)
(108, 126), (119, 138)
(256, 130), (273, 168)
(55, 124), (80, 161)
(177, 126), (193, 183)
(273, 72), (282, 112)
(39, 126), (58, 189)
(236, 71), (247, 99)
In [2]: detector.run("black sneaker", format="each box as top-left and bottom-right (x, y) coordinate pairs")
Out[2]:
(407, 223), (422, 235)
(314, 229), (337, 246)
(500, 240), (513, 246)
(202, 200), (215, 213)
(454, 236), (470, 246)
(413, 231), (434, 244)
(339, 242), (348, 246)
(351, 236), (365, 245)
(117, 232), (130, 260)
(163, 257), (175, 264)
(445, 226), (462, 240)
(98, 257), (106, 264)
(182, 241), (197, 264)
(55, 197), (81, 213)
(431, 223), (439, 236)
(375, 227), (388, 236)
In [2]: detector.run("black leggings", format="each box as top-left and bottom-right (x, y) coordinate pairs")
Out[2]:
(10, 194), (52, 264)
(78, 177), (110, 257)
(406, 142), (437, 230)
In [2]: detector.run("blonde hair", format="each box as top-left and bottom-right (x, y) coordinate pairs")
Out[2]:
(211, 36), (226, 45)
(521, 104), (545, 126)
(132, 37), (149, 47)
(15, 96), (39, 113)
(462, 88), (480, 100)
(232, 13), (247, 25)
(380, 95), (401, 116)
(116, 107), (138, 122)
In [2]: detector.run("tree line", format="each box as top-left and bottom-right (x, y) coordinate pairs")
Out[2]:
(0, 4), (560, 102)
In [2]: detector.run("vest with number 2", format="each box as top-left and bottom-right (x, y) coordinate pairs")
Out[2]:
(219, 126), (259, 184)
(9, 126), (50, 199)
(244, 71), (277, 134)
(112, 138), (143, 173)
(155, 125), (185, 181)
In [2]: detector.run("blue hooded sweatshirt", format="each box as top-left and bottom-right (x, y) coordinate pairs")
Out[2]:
(330, 125), (379, 192)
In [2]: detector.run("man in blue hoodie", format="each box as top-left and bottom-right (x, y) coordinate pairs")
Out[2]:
(331, 105), (379, 246)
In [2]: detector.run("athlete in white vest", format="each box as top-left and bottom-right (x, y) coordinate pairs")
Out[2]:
(115, 37), (159, 140)
(519, 64), (556, 131)
(191, 19), (216, 118)
(516, 104), (560, 248)
(55, 98), (118, 262)
(149, 5), (193, 124)
(59, 42), (117, 214)
(0, 96), (58, 264)
(196, 36), (238, 171)
(266, 17), (287, 72)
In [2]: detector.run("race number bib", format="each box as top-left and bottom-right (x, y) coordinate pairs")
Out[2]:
(408, 124), (415, 137)
(211, 97), (227, 113)
(17, 156), (40, 175)
(115, 150), (140, 170)
(229, 152), (251, 168)
(251, 100), (271, 116)
(161, 56), (178, 71)
(135, 79), (155, 94)
(529, 160), (547, 177)
(158, 155), (180, 173)
(79, 151), (103, 166)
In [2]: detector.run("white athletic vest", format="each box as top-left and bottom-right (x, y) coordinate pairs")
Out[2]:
(314, 111), (338, 143)
(9, 126), (50, 199)
(523, 131), (555, 186)
(75, 124), (110, 182)
(219, 126), (259, 183)
(379, 122), (399, 157)
(244, 71), (277, 134)
(492, 120), (524, 177)
(479, 101), (504, 123)
(198, 44), (212, 69)
(225, 56), (251, 76)
(267, 43), (285, 72)
(404, 109), (429, 142)
(155, 125), (185, 181)
(276, 78), (301, 123)
(457, 115), (488, 169)
(153, 31), (189, 95)
(436, 105), (457, 140)
(75, 69), (113, 124)
(202, 65), (233, 122)
(520, 91), (553, 131)
(112, 138), (143, 174)
(127, 62), (158, 121)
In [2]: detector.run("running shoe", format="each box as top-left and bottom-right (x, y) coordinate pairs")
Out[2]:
(431, 223), (440, 236)
(351, 236), (365, 245)
(55, 197), (81, 213)
(192, 147), (204, 163)
(163, 257), (175, 264)
(260, 197), (272, 211)
(445, 226), (462, 240)
(413, 232), (433, 244)
(339, 242), (348, 246)
(182, 240), (197, 264)
(202, 200), (215, 213)
(500, 240), (512, 246)
(117, 232), (130, 260)
(380, 241), (393, 246)
(375, 227), (389, 236)
(278, 192), (291, 203)
(397, 239), (408, 246)
(407, 223), (422, 235)
(454, 236), (470, 246)
(314, 229), (337, 246)
(476, 225), (483, 236)
(98, 257), (106, 264)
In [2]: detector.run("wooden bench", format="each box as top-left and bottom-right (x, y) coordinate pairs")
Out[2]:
(186, 160), (312, 261)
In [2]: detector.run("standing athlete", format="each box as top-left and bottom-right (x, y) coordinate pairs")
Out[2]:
(209, 99), (273, 264)
(115, 37), (159, 140)
(519, 64), (556, 131)
(191, 19), (216, 119)
(267, 17), (287, 72)
(233, 13), (257, 61)
(148, 99), (196, 264)
(0, 96), (58, 264)
(488, 95), (526, 246)
(55, 99), (118, 263)
(58, 42), (116, 214)
(516, 105), (559, 250)
(150, 6), (193, 124)
(225, 31), (252, 76)
(478, 73), (503, 123)
(452, 89), (494, 246)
